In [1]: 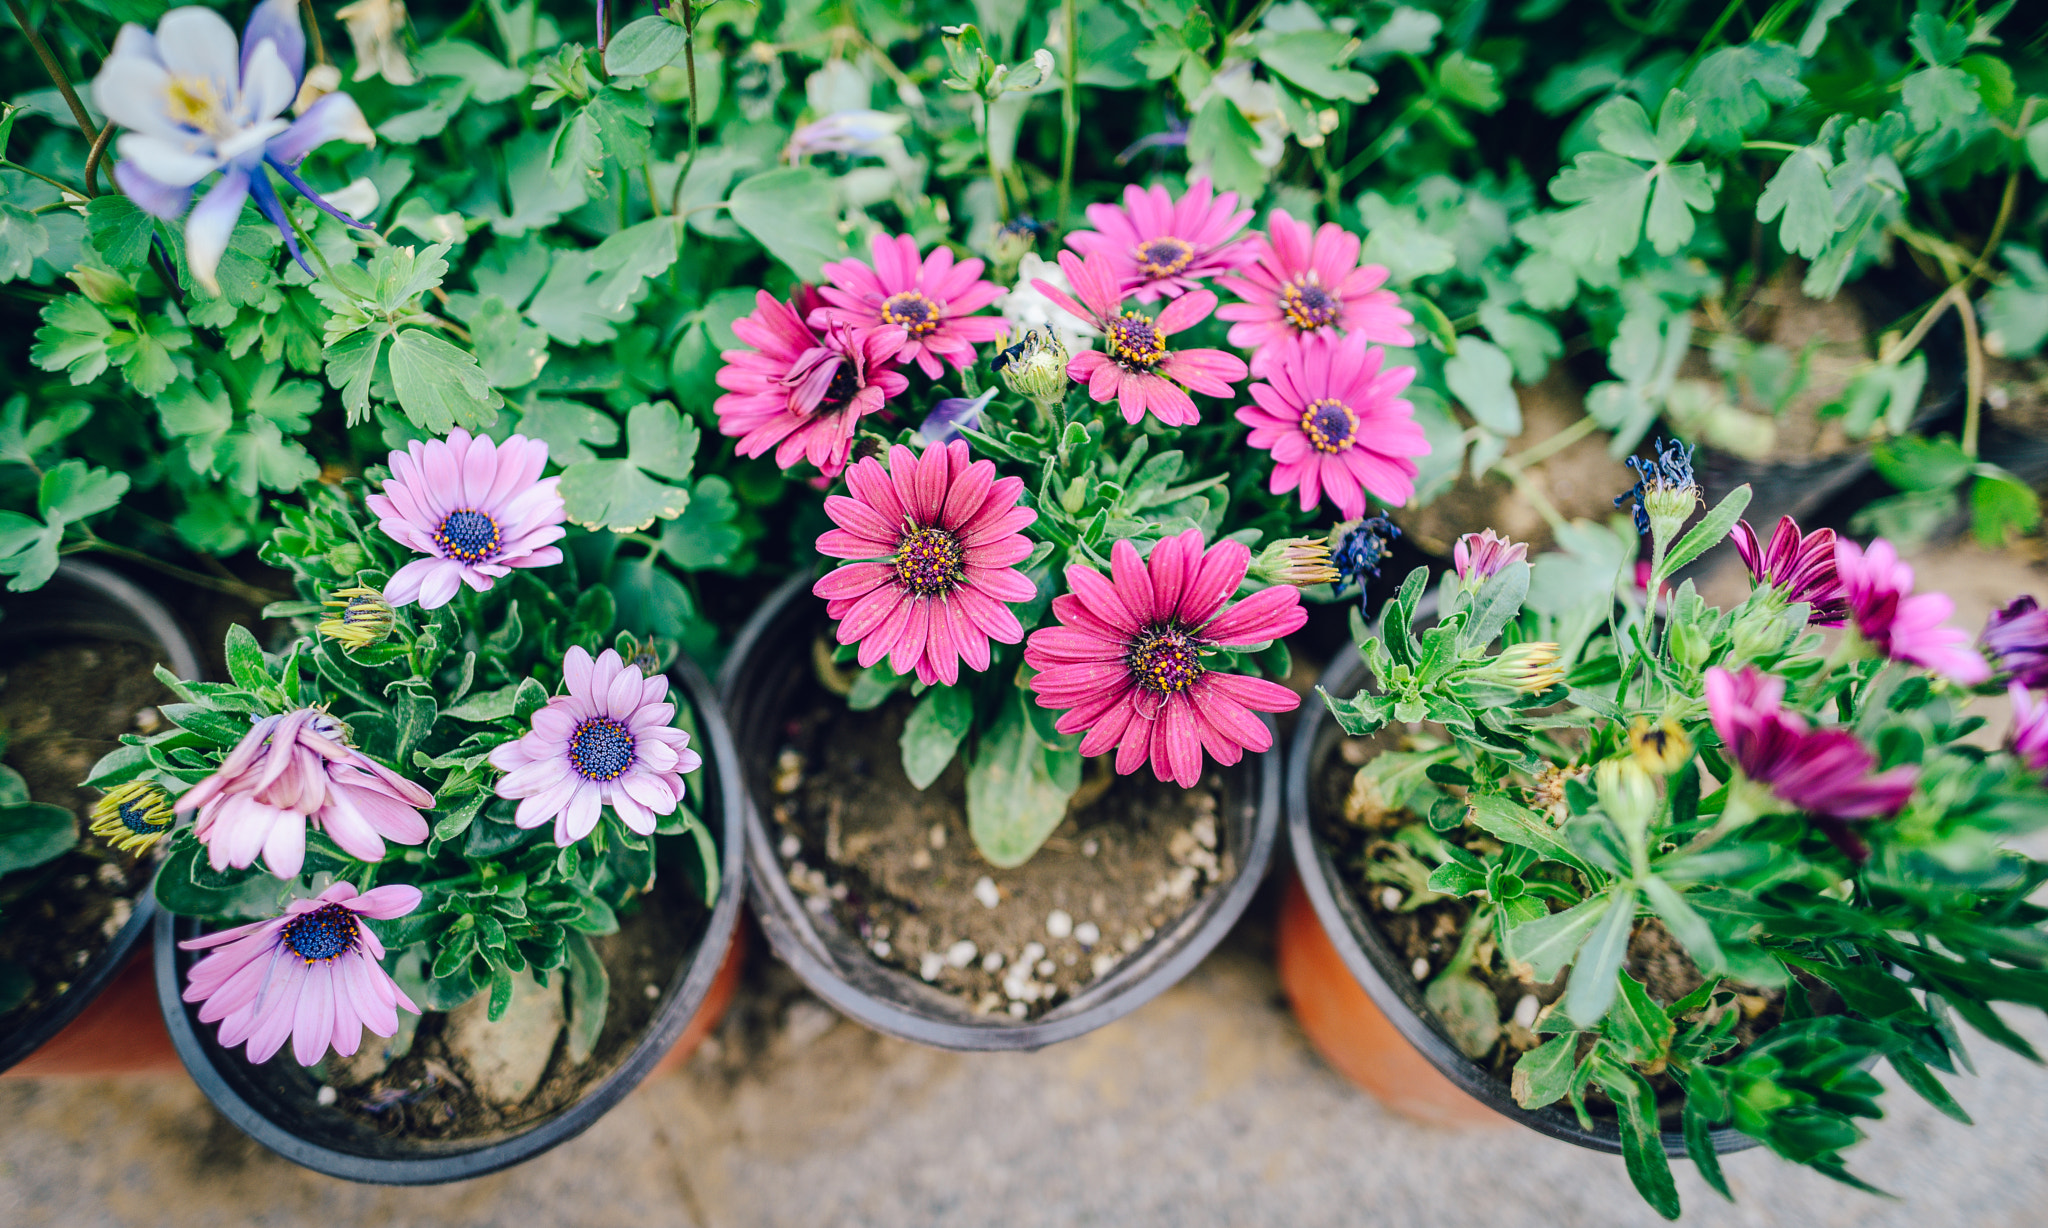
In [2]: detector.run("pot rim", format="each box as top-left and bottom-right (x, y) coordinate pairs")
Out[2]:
(721, 571), (1280, 1052)
(1285, 642), (1760, 1158)
(0, 559), (198, 1072)
(153, 651), (748, 1185)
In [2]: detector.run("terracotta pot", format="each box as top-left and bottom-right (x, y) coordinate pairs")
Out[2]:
(650, 917), (748, 1078)
(1, 951), (178, 1077)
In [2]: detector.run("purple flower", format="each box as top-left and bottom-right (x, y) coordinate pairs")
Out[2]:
(366, 429), (568, 610)
(90, 0), (376, 294)
(1835, 538), (1991, 684)
(1453, 530), (1527, 588)
(1706, 666), (1917, 820)
(2008, 683), (2048, 774)
(180, 881), (422, 1066)
(178, 708), (434, 880)
(488, 647), (702, 846)
(918, 387), (997, 444)
(1983, 596), (2048, 688)
(1731, 515), (1847, 626)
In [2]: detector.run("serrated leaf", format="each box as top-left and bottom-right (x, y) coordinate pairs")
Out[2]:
(657, 476), (744, 570)
(728, 167), (846, 281)
(1756, 141), (1837, 260)
(37, 458), (129, 524)
(387, 327), (500, 433)
(1443, 338), (1520, 435)
(0, 204), (51, 282)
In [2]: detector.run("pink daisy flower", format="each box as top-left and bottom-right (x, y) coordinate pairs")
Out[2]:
(2007, 683), (2048, 774)
(1033, 250), (1246, 427)
(180, 881), (423, 1066)
(1732, 515), (1847, 626)
(1215, 209), (1414, 376)
(1024, 528), (1306, 788)
(1234, 332), (1428, 519)
(1454, 530), (1527, 586)
(178, 708), (434, 880)
(1834, 538), (1991, 684)
(1705, 666), (1918, 819)
(367, 429), (567, 611)
(813, 440), (1038, 686)
(715, 290), (908, 478)
(1065, 176), (1256, 302)
(489, 647), (702, 847)
(813, 232), (1009, 378)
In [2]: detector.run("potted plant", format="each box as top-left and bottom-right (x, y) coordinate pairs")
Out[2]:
(130, 432), (741, 1182)
(1285, 454), (2048, 1217)
(0, 560), (203, 1075)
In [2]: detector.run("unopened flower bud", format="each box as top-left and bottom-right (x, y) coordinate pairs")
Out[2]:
(1727, 600), (1795, 664)
(1327, 515), (1400, 606)
(68, 264), (134, 308)
(993, 328), (1070, 407)
(1482, 642), (1565, 694)
(1666, 617), (1710, 672)
(987, 216), (1048, 268)
(1452, 529), (1526, 599)
(1060, 475), (1088, 515)
(1253, 537), (1340, 587)
(89, 779), (175, 852)
(1628, 715), (1693, 775)
(318, 585), (395, 650)
(1596, 757), (1659, 842)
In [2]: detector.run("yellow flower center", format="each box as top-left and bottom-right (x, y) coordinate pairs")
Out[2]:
(165, 74), (231, 137)
(1300, 398), (1358, 453)
(1106, 311), (1167, 371)
(1133, 237), (1195, 280)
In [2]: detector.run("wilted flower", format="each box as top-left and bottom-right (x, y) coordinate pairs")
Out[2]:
(91, 0), (376, 294)
(1482, 642), (1565, 694)
(1064, 176), (1256, 301)
(1237, 332), (1426, 519)
(1034, 251), (1247, 427)
(1983, 596), (2048, 689)
(1216, 209), (1413, 376)
(178, 709), (434, 879)
(89, 780), (175, 853)
(489, 648), (702, 847)
(335, 0), (416, 85)
(814, 233), (1009, 378)
(1628, 716), (1693, 775)
(715, 291), (909, 478)
(366, 430), (567, 610)
(179, 881), (422, 1066)
(1252, 537), (1339, 587)
(786, 109), (910, 161)
(1705, 666), (1918, 822)
(1453, 531), (1527, 594)
(1025, 529), (1305, 787)
(1613, 438), (1699, 541)
(317, 585), (395, 649)
(1328, 515), (1401, 603)
(2007, 684), (2048, 774)
(1834, 538), (1991, 684)
(1732, 515), (1847, 626)
(917, 387), (997, 445)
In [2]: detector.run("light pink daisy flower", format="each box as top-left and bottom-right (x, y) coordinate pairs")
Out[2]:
(1033, 250), (1246, 427)
(489, 647), (702, 847)
(715, 290), (909, 478)
(1024, 528), (1305, 788)
(367, 429), (567, 610)
(180, 881), (423, 1066)
(1454, 530), (1528, 586)
(1215, 209), (1414, 376)
(178, 709), (433, 880)
(1234, 332), (1428, 519)
(813, 440), (1038, 686)
(1064, 176), (1256, 302)
(813, 232), (1009, 378)
(1834, 538), (1991, 684)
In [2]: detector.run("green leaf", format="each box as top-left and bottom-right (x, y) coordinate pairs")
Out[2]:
(1654, 483), (1750, 586)
(30, 296), (116, 385)
(1687, 42), (1806, 150)
(1436, 51), (1502, 112)
(559, 401), (698, 531)
(1640, 876), (1724, 973)
(1185, 95), (1269, 202)
(1253, 30), (1378, 103)
(1592, 1054), (1682, 1220)
(1506, 893), (1610, 982)
(1459, 560), (1529, 649)
(1604, 969), (1675, 1066)
(1683, 1069), (1733, 1201)
(324, 328), (386, 424)
(1907, 12), (1968, 66)
(1550, 94), (1714, 262)
(1971, 472), (2041, 547)
(471, 297), (550, 388)
(223, 623), (272, 694)
(1889, 1051), (1971, 1124)
(37, 458), (129, 524)
(1901, 66), (1980, 134)
(625, 398), (697, 480)
(1871, 434), (1971, 493)
(1756, 141), (1837, 260)
(1443, 338), (1520, 435)
(151, 838), (280, 919)
(966, 689), (1082, 868)
(1982, 246), (2048, 359)
(514, 396), (619, 467)
(1511, 1033), (1578, 1109)
(1564, 887), (1637, 1027)
(0, 204), (51, 282)
(604, 15), (688, 77)
(1467, 794), (1591, 876)
(901, 684), (973, 790)
(387, 328), (501, 434)
(0, 803), (77, 876)
(562, 930), (610, 1064)
(728, 168), (846, 281)
(657, 477), (744, 570)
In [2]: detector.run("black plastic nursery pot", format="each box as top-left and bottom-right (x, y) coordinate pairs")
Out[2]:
(0, 560), (204, 1076)
(155, 653), (747, 1184)
(723, 572), (1282, 1052)
(1284, 646), (1759, 1159)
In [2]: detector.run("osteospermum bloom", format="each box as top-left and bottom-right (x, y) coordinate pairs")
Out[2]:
(1065, 176), (1256, 302)
(489, 648), (702, 846)
(1705, 666), (1917, 819)
(1034, 251), (1246, 427)
(715, 291), (908, 478)
(1834, 538), (1991, 684)
(317, 585), (396, 649)
(1215, 209), (1413, 375)
(1236, 332), (1426, 518)
(814, 233), (1008, 377)
(89, 780), (176, 853)
(1024, 529), (1305, 787)
(367, 430), (566, 610)
(814, 441), (1037, 685)
(91, 0), (375, 293)
(179, 881), (422, 1066)
(180, 709), (433, 879)
(1983, 596), (2048, 689)
(2007, 684), (2048, 774)
(1454, 531), (1527, 589)
(1732, 515), (1848, 626)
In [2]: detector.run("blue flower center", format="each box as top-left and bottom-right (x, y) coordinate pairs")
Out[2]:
(1134, 236), (1195, 279)
(1301, 398), (1358, 453)
(1280, 277), (1340, 331)
(283, 904), (361, 963)
(1107, 312), (1167, 371)
(1128, 624), (1206, 695)
(895, 525), (966, 597)
(569, 717), (636, 782)
(435, 508), (502, 564)
(881, 291), (940, 337)
(117, 797), (169, 835)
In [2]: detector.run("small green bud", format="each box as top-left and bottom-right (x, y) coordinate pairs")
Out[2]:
(994, 329), (1071, 407)
(1666, 618), (1710, 672)
(68, 264), (135, 309)
(1060, 475), (1088, 515)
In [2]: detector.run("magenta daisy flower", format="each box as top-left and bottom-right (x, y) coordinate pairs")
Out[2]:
(813, 440), (1038, 686)
(814, 232), (1009, 378)
(1983, 596), (2048, 688)
(1065, 176), (1256, 302)
(1033, 250), (1246, 427)
(1234, 332), (1427, 518)
(179, 881), (423, 1066)
(2007, 683), (2048, 774)
(1215, 209), (1414, 376)
(1732, 515), (1847, 626)
(178, 709), (433, 880)
(715, 290), (909, 478)
(1705, 666), (1917, 820)
(489, 647), (702, 846)
(1834, 538), (1991, 684)
(1024, 528), (1306, 788)
(1454, 530), (1527, 586)
(367, 430), (567, 610)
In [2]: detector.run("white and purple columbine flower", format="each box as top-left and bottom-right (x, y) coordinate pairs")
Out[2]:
(366, 429), (568, 610)
(489, 647), (702, 847)
(90, 0), (376, 294)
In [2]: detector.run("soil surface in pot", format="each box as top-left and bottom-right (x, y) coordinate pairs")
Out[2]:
(319, 882), (709, 1141)
(1312, 731), (1786, 1126)
(771, 687), (1232, 1020)
(0, 639), (169, 1027)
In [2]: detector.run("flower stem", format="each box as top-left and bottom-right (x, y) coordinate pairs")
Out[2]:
(666, 0), (701, 217)
(1057, 0), (1078, 225)
(82, 121), (113, 198)
(0, 158), (87, 201)
(5, 0), (103, 191)
(298, 0), (329, 67)
(74, 534), (288, 607)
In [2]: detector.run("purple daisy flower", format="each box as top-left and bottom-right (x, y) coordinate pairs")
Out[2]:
(1835, 537), (1991, 685)
(1984, 596), (2048, 689)
(2009, 684), (2048, 774)
(488, 647), (702, 846)
(180, 881), (423, 1066)
(1732, 515), (1848, 626)
(366, 429), (568, 610)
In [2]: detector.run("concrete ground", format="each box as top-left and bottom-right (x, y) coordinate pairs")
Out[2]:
(4, 542), (2047, 1228)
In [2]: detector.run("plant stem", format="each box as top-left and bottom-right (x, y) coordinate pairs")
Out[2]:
(6, 0), (103, 171)
(1227, 0), (1276, 41)
(77, 535), (287, 607)
(1, 158), (86, 200)
(1338, 94), (1431, 184)
(1958, 276), (1985, 458)
(985, 100), (1010, 221)
(82, 121), (113, 197)
(1057, 0), (1078, 225)
(667, 0), (701, 216)
(1497, 414), (1598, 474)
(298, 0), (329, 67)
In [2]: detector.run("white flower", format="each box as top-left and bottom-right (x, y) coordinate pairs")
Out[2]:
(336, 0), (416, 86)
(998, 254), (1101, 354)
